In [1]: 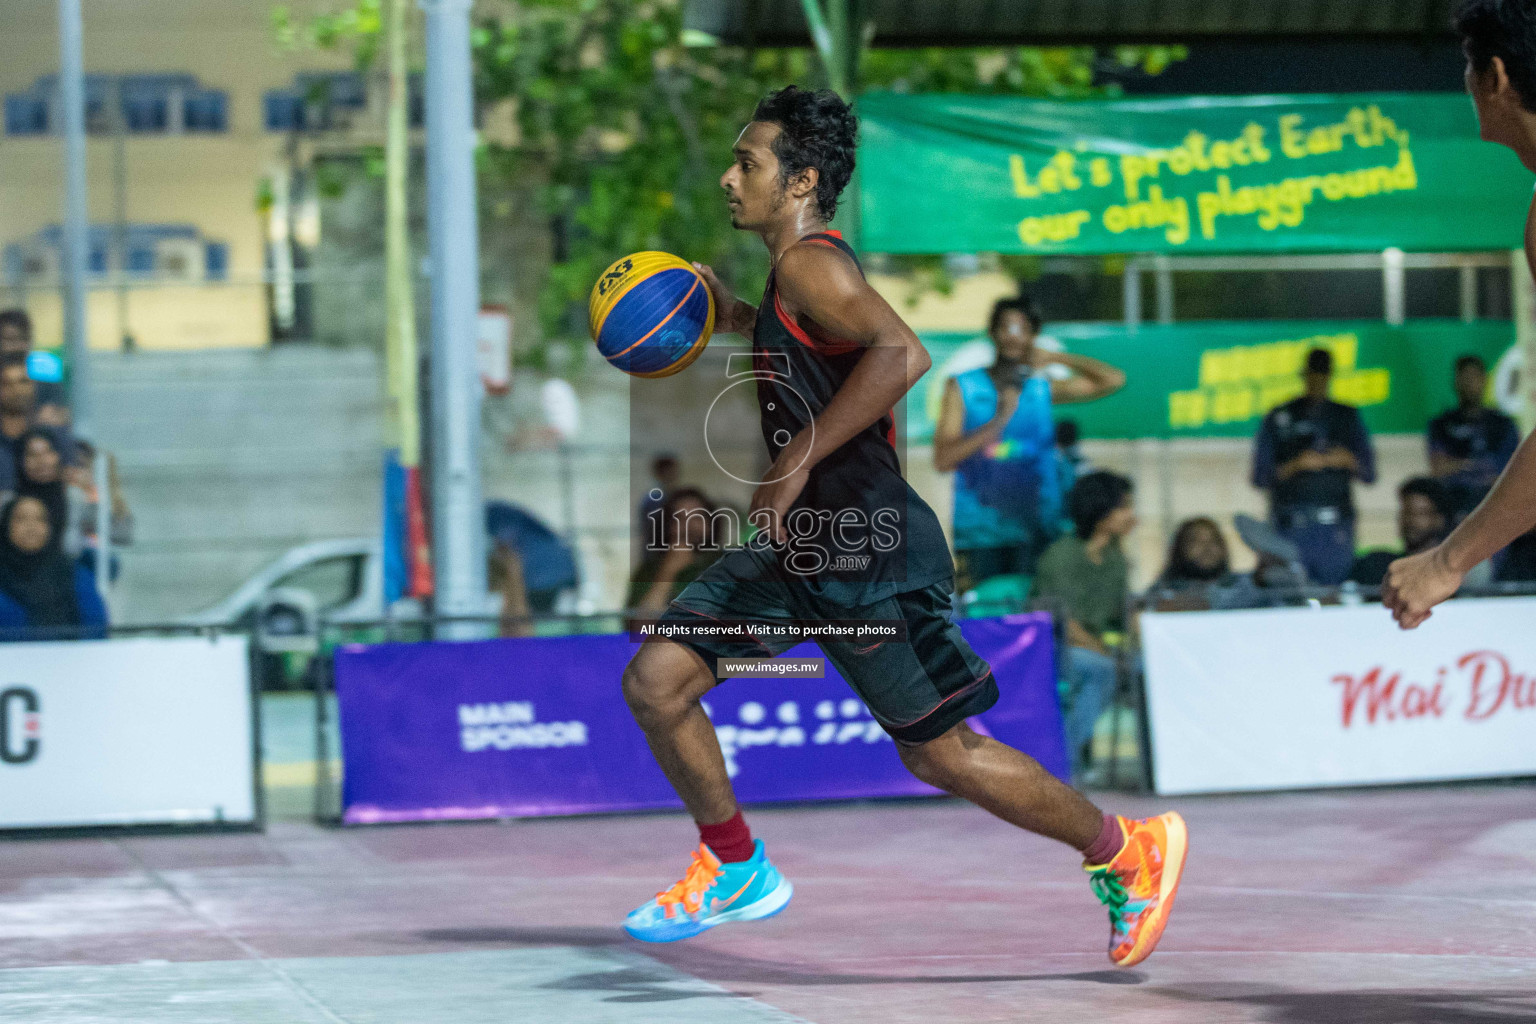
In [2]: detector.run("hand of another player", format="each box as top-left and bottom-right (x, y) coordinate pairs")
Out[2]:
(692, 262), (741, 334)
(749, 446), (813, 545)
(1381, 545), (1464, 630)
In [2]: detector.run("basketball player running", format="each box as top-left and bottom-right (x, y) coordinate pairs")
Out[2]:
(619, 87), (1187, 966)
(1386, 0), (1536, 628)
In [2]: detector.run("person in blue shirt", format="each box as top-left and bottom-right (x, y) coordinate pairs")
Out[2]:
(933, 297), (1124, 588)
(0, 494), (107, 641)
(1427, 354), (1519, 521)
(1251, 348), (1377, 587)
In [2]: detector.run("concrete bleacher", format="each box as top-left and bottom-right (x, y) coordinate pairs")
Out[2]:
(90, 346), (386, 624)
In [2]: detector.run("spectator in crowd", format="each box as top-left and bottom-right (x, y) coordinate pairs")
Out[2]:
(488, 542), (535, 638)
(627, 488), (724, 617)
(1032, 470), (1135, 778)
(934, 296), (1124, 589)
(0, 494), (107, 640)
(1054, 418), (1086, 515)
(637, 454), (681, 545)
(14, 427), (71, 550)
(1251, 348), (1376, 586)
(0, 309), (69, 426)
(485, 501), (578, 613)
(1427, 354), (1519, 521)
(2, 355), (75, 466)
(1348, 477), (1454, 588)
(1154, 517), (1232, 595)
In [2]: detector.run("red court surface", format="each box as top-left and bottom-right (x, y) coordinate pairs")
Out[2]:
(4, 783), (1535, 1023)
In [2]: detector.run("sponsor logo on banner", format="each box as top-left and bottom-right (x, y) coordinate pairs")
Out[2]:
(458, 701), (588, 752)
(0, 687), (40, 765)
(708, 697), (888, 778)
(1334, 650), (1536, 728)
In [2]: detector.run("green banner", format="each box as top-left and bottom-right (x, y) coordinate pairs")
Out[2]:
(859, 93), (1533, 254)
(911, 319), (1519, 441)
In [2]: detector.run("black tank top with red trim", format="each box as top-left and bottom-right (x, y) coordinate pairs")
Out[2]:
(753, 230), (953, 605)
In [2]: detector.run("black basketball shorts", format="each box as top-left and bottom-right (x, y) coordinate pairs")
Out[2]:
(653, 544), (998, 745)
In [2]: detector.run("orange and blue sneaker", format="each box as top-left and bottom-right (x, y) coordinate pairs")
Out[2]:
(1085, 812), (1188, 968)
(623, 840), (793, 943)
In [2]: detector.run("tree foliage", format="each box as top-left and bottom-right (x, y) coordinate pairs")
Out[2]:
(273, 0), (1184, 350)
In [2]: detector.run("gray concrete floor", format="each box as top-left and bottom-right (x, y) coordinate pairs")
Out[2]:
(5, 780), (1536, 1023)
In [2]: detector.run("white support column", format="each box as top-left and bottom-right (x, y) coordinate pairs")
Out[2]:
(1123, 258), (1142, 330)
(1154, 254), (1174, 324)
(1382, 247), (1406, 327)
(1459, 263), (1478, 323)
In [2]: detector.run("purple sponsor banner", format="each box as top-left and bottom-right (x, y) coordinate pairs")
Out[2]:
(334, 613), (1064, 824)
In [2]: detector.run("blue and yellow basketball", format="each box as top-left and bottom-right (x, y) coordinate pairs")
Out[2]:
(589, 252), (714, 378)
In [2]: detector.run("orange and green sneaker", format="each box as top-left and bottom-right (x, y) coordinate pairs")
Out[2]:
(1085, 812), (1188, 968)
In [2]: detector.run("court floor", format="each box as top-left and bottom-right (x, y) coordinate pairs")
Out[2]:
(4, 783), (1535, 1023)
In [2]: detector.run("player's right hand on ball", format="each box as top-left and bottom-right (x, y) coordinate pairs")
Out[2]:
(692, 262), (740, 333)
(1381, 545), (1463, 630)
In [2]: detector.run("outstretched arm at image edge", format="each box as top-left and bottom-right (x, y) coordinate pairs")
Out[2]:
(1384, 431), (1536, 628)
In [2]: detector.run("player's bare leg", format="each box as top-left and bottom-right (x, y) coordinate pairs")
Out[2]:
(898, 721), (1103, 847)
(621, 638), (736, 823)
(901, 722), (1188, 968)
(620, 638), (794, 942)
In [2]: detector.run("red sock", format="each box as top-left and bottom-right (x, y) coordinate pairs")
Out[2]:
(1081, 813), (1125, 865)
(698, 810), (755, 863)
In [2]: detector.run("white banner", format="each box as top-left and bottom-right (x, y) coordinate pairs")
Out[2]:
(1143, 598), (1536, 795)
(0, 636), (255, 829)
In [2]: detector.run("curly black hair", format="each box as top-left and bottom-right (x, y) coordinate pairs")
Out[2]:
(988, 295), (1043, 335)
(752, 86), (858, 222)
(1457, 0), (1536, 111)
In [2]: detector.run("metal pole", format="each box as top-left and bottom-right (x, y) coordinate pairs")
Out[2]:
(58, 0), (93, 435)
(92, 448), (111, 607)
(420, 0), (487, 632)
(113, 79), (132, 352)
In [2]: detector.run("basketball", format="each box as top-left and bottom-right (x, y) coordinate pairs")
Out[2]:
(589, 251), (715, 378)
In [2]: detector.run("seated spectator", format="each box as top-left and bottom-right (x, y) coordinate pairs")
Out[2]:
(1032, 471), (1135, 778)
(484, 501), (578, 612)
(0, 495), (107, 641)
(1053, 418), (1086, 509)
(488, 541), (534, 638)
(14, 427), (72, 551)
(1, 356), (76, 470)
(1155, 517), (1232, 593)
(627, 488), (724, 618)
(0, 310), (69, 426)
(1427, 354), (1518, 521)
(638, 454), (681, 542)
(1203, 513), (1312, 610)
(1349, 478), (1454, 587)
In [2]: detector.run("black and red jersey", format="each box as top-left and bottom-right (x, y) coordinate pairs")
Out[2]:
(751, 230), (953, 605)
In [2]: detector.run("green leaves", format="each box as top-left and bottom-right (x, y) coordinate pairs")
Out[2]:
(273, 0), (1186, 353)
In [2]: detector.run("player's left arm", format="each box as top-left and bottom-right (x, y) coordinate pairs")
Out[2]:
(1042, 351), (1126, 404)
(750, 244), (931, 540)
